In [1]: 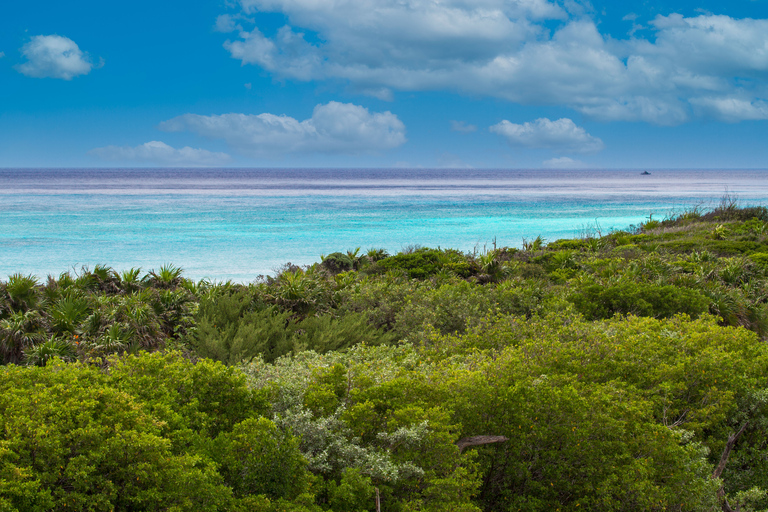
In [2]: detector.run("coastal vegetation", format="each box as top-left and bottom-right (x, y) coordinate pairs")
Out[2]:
(3, 199), (768, 511)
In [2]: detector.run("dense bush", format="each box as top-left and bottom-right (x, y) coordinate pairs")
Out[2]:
(570, 282), (710, 320)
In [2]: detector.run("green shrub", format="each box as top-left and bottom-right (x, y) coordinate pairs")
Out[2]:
(377, 249), (468, 279)
(322, 252), (354, 274)
(194, 306), (394, 365)
(192, 307), (296, 364)
(749, 252), (768, 269)
(0, 360), (232, 511)
(293, 313), (396, 356)
(212, 417), (310, 501)
(570, 282), (709, 320)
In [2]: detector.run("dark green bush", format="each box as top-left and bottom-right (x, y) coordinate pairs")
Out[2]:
(570, 282), (709, 320)
(193, 307), (394, 365)
(546, 239), (591, 251)
(377, 249), (468, 279)
(322, 252), (354, 274)
(192, 307), (296, 364)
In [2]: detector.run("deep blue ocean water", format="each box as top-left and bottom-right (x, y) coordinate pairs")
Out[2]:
(2, 168), (768, 282)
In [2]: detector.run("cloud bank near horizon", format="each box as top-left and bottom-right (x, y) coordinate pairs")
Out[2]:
(89, 141), (232, 166)
(159, 102), (406, 156)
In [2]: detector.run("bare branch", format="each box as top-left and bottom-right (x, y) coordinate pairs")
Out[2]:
(712, 422), (749, 512)
(456, 435), (508, 452)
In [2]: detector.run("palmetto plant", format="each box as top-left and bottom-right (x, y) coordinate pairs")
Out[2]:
(148, 264), (184, 289)
(0, 310), (44, 364)
(522, 235), (545, 252)
(49, 295), (91, 335)
(366, 248), (389, 263)
(705, 285), (748, 328)
(24, 335), (77, 366)
(477, 250), (512, 284)
(119, 267), (144, 293)
(4, 273), (40, 312)
(718, 258), (750, 286)
(121, 296), (163, 348)
(88, 322), (134, 357)
(550, 250), (578, 270)
(270, 267), (330, 315)
(89, 264), (121, 293)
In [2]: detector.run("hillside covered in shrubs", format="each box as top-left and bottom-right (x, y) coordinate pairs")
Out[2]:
(3, 201), (768, 511)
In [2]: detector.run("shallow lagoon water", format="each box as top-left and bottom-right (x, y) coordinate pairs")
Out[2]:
(2, 168), (768, 282)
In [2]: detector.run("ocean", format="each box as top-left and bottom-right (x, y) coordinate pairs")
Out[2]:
(2, 168), (768, 282)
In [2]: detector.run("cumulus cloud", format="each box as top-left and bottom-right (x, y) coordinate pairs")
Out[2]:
(89, 141), (232, 166)
(220, 2), (768, 124)
(16, 35), (96, 80)
(450, 120), (477, 133)
(690, 97), (768, 122)
(490, 118), (604, 153)
(159, 101), (406, 156)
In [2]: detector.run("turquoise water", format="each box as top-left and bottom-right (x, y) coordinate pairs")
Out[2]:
(2, 168), (768, 282)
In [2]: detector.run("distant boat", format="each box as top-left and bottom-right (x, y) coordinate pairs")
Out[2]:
(641, 171), (651, 175)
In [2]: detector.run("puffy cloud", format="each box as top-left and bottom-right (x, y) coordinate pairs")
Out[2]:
(221, 2), (768, 124)
(688, 97), (768, 122)
(89, 141), (231, 166)
(490, 117), (604, 153)
(451, 120), (477, 133)
(16, 35), (96, 80)
(159, 101), (406, 156)
(648, 14), (768, 74)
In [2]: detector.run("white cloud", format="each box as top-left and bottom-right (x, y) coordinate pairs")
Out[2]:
(542, 156), (587, 168)
(221, 2), (768, 124)
(451, 120), (477, 133)
(490, 117), (604, 153)
(16, 35), (96, 80)
(159, 101), (406, 156)
(215, 14), (240, 32)
(89, 141), (232, 166)
(0, 52), (5, 58)
(215, 13), (255, 33)
(690, 97), (768, 122)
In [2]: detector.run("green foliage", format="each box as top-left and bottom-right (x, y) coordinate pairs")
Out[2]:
(0, 360), (232, 511)
(107, 351), (269, 444)
(23, 335), (76, 366)
(193, 307), (296, 364)
(571, 282), (709, 320)
(749, 252), (768, 268)
(212, 417), (310, 500)
(193, 306), (395, 365)
(376, 249), (470, 279)
(325, 468), (374, 512)
(323, 252), (355, 274)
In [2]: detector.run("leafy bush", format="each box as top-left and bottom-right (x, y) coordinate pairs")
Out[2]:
(570, 282), (709, 320)
(322, 252), (355, 274)
(377, 249), (469, 279)
(0, 360), (233, 511)
(193, 307), (394, 365)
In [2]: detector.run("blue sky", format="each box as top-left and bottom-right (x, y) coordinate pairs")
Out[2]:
(2, 0), (768, 168)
